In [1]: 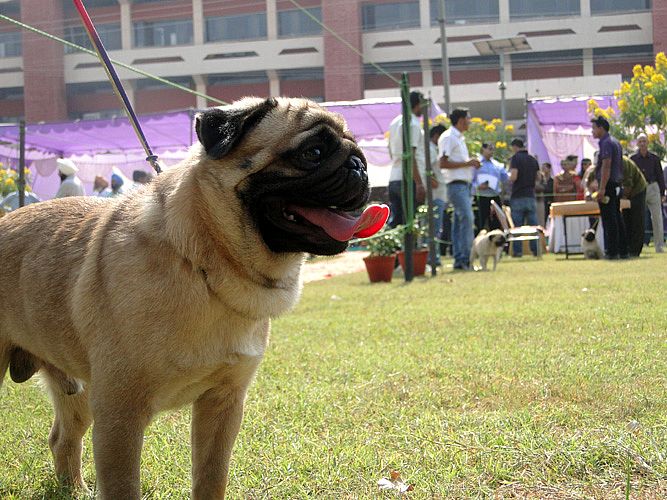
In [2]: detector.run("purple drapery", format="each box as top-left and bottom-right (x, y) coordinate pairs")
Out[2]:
(0, 99), (443, 198)
(527, 96), (617, 173)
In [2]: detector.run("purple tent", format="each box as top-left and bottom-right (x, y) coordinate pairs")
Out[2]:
(0, 98), (442, 198)
(527, 96), (617, 172)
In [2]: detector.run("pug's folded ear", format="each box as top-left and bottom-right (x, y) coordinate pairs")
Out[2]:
(196, 98), (278, 159)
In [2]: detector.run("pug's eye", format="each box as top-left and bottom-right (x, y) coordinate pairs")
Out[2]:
(302, 146), (323, 164)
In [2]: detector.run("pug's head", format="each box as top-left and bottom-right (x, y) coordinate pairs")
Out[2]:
(487, 230), (507, 247)
(195, 98), (371, 256)
(582, 228), (597, 242)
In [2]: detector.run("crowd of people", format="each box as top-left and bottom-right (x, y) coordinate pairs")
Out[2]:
(54, 158), (153, 200)
(387, 92), (667, 268)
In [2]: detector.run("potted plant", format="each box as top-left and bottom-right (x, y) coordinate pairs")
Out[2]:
(396, 206), (433, 276)
(363, 230), (400, 283)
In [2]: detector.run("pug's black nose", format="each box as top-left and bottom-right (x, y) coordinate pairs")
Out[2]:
(346, 155), (365, 172)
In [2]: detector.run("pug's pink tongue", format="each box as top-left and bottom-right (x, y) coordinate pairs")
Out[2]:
(287, 204), (390, 242)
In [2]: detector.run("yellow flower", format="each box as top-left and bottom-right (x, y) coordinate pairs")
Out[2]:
(618, 99), (628, 112)
(4, 177), (15, 189)
(491, 118), (503, 125)
(620, 81), (631, 93)
(648, 133), (659, 143)
(644, 95), (656, 106)
(620, 140), (628, 148)
(657, 52), (667, 71)
(495, 141), (507, 149)
(587, 98), (599, 113)
(645, 81), (654, 90)
(505, 124), (514, 132)
(484, 124), (496, 132)
(594, 108), (609, 119)
(471, 117), (483, 124)
(651, 73), (666, 84)
(605, 107), (615, 116)
(633, 65), (644, 78)
(644, 65), (655, 77)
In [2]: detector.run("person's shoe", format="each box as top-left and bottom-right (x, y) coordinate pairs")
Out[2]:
(453, 263), (470, 271)
(604, 254), (620, 260)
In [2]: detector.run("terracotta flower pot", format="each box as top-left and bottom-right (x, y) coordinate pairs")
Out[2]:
(363, 255), (395, 283)
(397, 249), (429, 276)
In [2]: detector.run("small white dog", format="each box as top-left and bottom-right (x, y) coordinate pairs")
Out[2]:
(470, 229), (507, 271)
(581, 227), (603, 259)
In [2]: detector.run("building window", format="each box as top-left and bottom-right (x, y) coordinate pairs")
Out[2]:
(278, 67), (324, 80)
(133, 19), (193, 47)
(0, 32), (21, 58)
(206, 13), (267, 42)
(278, 8), (322, 37)
(444, 55), (500, 70)
(0, 86), (23, 100)
(511, 49), (583, 67)
(134, 76), (193, 91)
(208, 71), (268, 86)
(593, 44), (653, 61)
(361, 2), (420, 31)
(64, 24), (121, 54)
(509, 0), (580, 19)
(429, 0), (499, 25)
(591, 0), (651, 14)
(66, 82), (113, 96)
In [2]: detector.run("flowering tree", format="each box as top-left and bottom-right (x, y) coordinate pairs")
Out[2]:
(431, 114), (514, 164)
(0, 163), (31, 198)
(589, 51), (667, 158)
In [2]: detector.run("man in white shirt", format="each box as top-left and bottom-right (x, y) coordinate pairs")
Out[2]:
(422, 124), (448, 265)
(438, 108), (480, 270)
(55, 158), (85, 198)
(387, 91), (426, 227)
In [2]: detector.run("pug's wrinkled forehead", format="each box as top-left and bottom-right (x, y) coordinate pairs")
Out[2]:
(256, 97), (354, 151)
(195, 97), (354, 161)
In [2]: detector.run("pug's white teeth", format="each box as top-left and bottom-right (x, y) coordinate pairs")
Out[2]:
(282, 209), (297, 222)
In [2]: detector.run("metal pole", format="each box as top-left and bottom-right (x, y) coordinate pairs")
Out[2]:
(438, 0), (451, 113)
(400, 73), (414, 282)
(499, 51), (507, 124)
(423, 98), (437, 277)
(18, 119), (25, 208)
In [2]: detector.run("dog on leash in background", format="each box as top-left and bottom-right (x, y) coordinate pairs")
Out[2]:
(470, 229), (507, 271)
(581, 220), (603, 259)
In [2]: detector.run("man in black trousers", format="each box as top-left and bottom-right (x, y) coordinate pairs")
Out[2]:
(591, 116), (628, 259)
(621, 156), (648, 257)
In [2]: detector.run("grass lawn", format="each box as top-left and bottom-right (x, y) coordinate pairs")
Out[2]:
(1, 253), (667, 498)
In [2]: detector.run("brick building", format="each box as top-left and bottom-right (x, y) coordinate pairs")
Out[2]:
(0, 0), (661, 123)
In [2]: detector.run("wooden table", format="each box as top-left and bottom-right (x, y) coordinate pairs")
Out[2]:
(549, 200), (630, 258)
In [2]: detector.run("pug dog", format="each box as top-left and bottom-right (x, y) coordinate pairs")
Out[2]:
(0, 98), (383, 498)
(470, 229), (507, 271)
(581, 227), (603, 259)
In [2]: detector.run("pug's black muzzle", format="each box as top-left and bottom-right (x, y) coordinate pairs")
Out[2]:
(242, 147), (371, 255)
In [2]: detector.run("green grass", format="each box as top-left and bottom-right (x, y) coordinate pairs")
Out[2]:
(2, 253), (667, 498)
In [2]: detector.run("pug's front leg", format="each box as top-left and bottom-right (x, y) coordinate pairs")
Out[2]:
(90, 382), (152, 499)
(191, 386), (247, 500)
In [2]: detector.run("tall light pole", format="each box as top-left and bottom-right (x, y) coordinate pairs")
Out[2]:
(499, 52), (507, 124)
(474, 36), (531, 123)
(438, 0), (451, 113)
